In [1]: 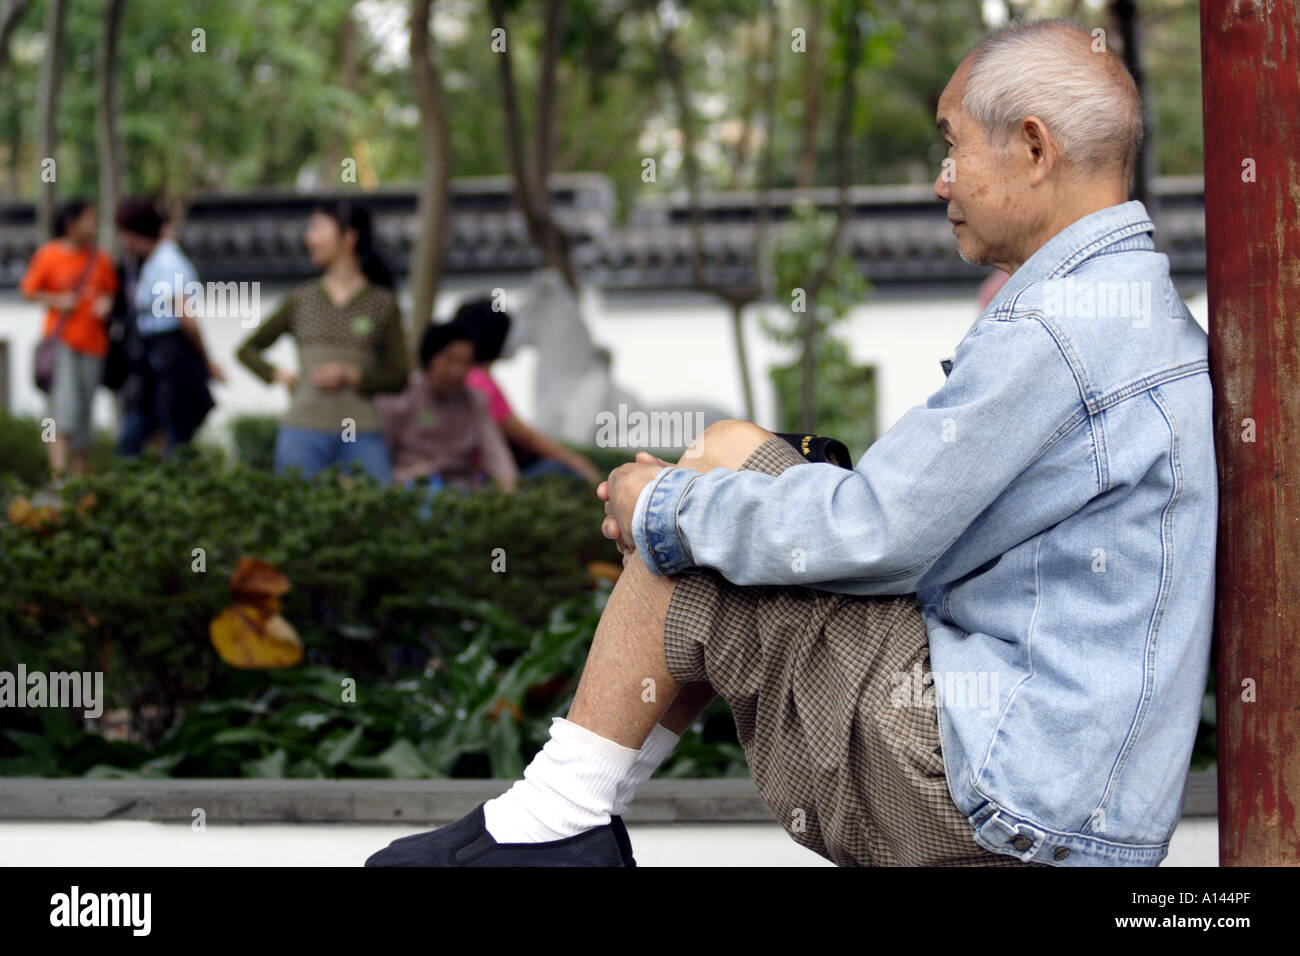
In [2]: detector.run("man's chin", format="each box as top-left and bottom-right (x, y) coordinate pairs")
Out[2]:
(955, 242), (988, 267)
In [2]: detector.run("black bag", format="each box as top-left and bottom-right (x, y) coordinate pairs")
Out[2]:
(102, 262), (137, 392)
(774, 432), (854, 470)
(148, 330), (214, 443)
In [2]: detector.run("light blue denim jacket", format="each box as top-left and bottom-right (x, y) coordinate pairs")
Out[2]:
(631, 200), (1216, 866)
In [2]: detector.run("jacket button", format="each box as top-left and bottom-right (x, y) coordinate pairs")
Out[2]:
(1011, 835), (1032, 851)
(1054, 847), (1070, 861)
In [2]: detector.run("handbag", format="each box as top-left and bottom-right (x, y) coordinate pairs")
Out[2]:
(34, 249), (101, 394)
(102, 262), (135, 391)
(774, 431), (855, 470)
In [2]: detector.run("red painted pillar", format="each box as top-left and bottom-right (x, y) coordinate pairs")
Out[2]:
(1201, 0), (1300, 865)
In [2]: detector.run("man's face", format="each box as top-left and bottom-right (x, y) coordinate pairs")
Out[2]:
(933, 56), (1036, 272)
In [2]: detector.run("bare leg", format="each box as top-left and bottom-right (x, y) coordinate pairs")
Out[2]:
(658, 681), (718, 734)
(565, 554), (679, 748)
(566, 419), (777, 747)
(48, 435), (68, 478)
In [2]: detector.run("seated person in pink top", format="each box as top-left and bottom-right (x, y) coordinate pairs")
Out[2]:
(377, 321), (517, 492)
(452, 296), (602, 485)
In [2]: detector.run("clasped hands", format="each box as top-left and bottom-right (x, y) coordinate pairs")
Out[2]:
(598, 451), (674, 565)
(275, 362), (362, 391)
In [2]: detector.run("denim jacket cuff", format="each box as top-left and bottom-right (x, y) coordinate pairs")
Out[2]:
(631, 466), (702, 576)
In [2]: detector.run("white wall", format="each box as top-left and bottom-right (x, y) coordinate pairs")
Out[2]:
(0, 282), (1209, 452)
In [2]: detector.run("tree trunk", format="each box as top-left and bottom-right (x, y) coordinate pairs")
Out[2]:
(322, 9), (360, 184)
(409, 0), (453, 347)
(730, 300), (755, 425)
(35, 0), (67, 240)
(662, 11), (767, 422)
(727, 30), (759, 190)
(3, 107), (19, 199)
(799, 0), (863, 433)
(794, 2), (824, 190)
(95, 0), (127, 250)
(488, 0), (578, 292)
(1110, 0), (1158, 222)
(0, 0), (32, 73)
(0, 0), (31, 199)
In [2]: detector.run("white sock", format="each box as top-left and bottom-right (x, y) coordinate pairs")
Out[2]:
(611, 722), (681, 816)
(482, 717), (640, 844)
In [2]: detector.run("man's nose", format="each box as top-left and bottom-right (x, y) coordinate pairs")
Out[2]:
(933, 168), (950, 202)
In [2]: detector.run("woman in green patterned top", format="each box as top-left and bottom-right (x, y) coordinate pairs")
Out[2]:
(236, 202), (409, 482)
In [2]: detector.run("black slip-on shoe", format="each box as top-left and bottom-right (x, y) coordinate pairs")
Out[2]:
(364, 803), (632, 867)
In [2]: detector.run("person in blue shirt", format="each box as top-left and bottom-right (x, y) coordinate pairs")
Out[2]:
(113, 199), (224, 457)
(367, 19), (1216, 868)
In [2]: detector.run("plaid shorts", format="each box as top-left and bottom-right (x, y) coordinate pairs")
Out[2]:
(662, 436), (1051, 867)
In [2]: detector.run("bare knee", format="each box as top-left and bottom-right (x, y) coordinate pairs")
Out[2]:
(608, 549), (677, 620)
(678, 419), (774, 471)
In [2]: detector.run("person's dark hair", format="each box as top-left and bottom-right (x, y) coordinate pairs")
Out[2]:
(419, 320), (474, 369)
(452, 295), (512, 363)
(312, 200), (393, 289)
(114, 198), (165, 239)
(53, 198), (92, 240)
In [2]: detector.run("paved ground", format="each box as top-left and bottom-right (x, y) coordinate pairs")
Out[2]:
(0, 817), (1217, 866)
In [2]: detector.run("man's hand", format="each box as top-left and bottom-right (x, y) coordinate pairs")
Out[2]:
(598, 451), (672, 564)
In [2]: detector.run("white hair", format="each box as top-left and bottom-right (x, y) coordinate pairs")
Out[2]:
(961, 19), (1144, 176)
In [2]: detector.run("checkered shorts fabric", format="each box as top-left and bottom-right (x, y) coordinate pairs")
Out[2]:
(662, 436), (1051, 867)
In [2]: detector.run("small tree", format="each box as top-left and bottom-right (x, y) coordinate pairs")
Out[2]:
(34, 0), (67, 239)
(762, 200), (875, 460)
(409, 0), (454, 344)
(94, 0), (127, 250)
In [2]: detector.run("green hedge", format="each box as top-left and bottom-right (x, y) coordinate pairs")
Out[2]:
(0, 450), (616, 739)
(0, 598), (749, 780)
(0, 411), (118, 485)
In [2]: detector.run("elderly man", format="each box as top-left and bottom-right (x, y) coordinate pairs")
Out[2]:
(366, 18), (1215, 867)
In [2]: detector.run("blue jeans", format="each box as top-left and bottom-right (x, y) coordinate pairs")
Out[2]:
(520, 457), (583, 480)
(116, 331), (211, 458)
(403, 474), (445, 520)
(274, 425), (393, 484)
(118, 407), (183, 458)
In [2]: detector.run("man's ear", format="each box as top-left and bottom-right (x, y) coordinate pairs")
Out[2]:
(1020, 114), (1058, 185)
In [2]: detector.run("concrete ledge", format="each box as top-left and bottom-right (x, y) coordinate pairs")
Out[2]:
(0, 771), (1216, 824)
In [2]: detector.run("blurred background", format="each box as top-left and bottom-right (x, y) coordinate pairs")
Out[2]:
(0, 0), (1215, 802)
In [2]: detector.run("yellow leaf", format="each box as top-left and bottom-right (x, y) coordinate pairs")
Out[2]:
(7, 496), (32, 527)
(209, 604), (303, 669)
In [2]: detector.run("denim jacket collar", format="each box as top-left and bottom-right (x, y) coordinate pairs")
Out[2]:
(985, 200), (1156, 316)
(940, 201), (1156, 380)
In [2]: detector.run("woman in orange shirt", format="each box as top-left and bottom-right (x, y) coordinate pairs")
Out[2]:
(19, 199), (118, 479)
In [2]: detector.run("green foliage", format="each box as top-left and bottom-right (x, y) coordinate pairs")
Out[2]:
(0, 0), (1205, 211)
(0, 411), (118, 486)
(0, 449), (616, 739)
(761, 200), (876, 459)
(769, 337), (878, 460)
(229, 414), (279, 472)
(0, 591), (749, 779)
